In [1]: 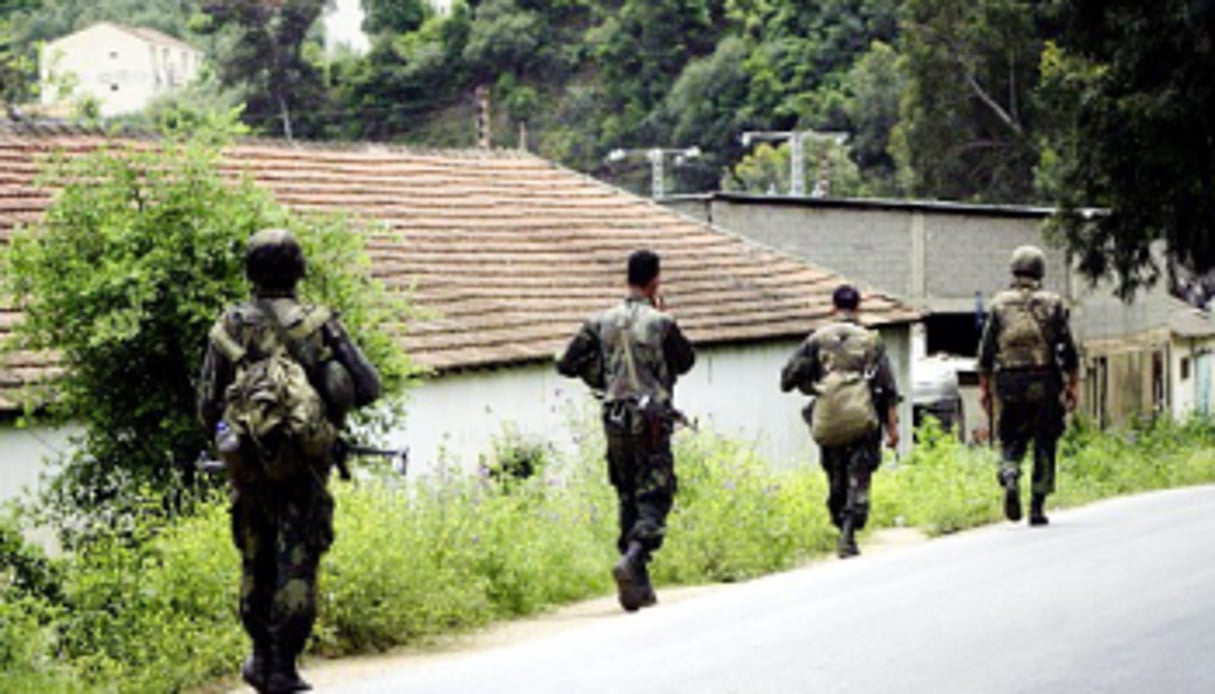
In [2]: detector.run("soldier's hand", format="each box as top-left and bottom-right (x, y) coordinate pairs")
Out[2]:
(885, 429), (900, 450)
(1064, 385), (1078, 412)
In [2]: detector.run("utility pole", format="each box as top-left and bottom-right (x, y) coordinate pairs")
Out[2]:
(475, 85), (491, 149)
(741, 129), (848, 197)
(605, 146), (701, 198)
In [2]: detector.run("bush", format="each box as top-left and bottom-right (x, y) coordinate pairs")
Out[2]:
(7, 416), (1215, 692)
(0, 125), (414, 545)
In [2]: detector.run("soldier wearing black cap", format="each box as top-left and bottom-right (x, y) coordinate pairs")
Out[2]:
(781, 284), (900, 558)
(556, 249), (696, 611)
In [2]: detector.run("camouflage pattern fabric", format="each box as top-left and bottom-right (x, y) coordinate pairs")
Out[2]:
(198, 291), (382, 672)
(994, 369), (1066, 495)
(604, 402), (676, 554)
(781, 315), (899, 534)
(977, 277), (1078, 496)
(557, 295), (695, 560)
(820, 434), (881, 530)
(230, 476), (333, 661)
(977, 277), (1078, 374)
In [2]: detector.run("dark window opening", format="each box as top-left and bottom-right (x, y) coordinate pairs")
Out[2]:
(924, 313), (983, 357)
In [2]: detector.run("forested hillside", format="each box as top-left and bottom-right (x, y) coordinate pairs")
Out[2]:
(3, 0), (1212, 226)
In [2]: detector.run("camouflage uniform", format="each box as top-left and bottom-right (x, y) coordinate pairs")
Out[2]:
(781, 317), (899, 541)
(199, 289), (381, 690)
(556, 295), (695, 560)
(977, 276), (1079, 500)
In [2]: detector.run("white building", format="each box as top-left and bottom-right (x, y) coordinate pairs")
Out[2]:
(0, 134), (918, 501)
(39, 22), (205, 117)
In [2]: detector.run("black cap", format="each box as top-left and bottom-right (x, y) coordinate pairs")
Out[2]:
(832, 284), (861, 310)
(627, 249), (661, 287)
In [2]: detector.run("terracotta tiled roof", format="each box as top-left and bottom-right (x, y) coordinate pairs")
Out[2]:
(0, 132), (918, 410)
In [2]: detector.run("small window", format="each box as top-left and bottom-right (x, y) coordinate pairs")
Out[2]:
(1181, 357), (1191, 381)
(109, 50), (118, 59)
(110, 83), (119, 92)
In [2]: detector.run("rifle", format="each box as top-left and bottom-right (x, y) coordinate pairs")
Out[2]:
(195, 438), (410, 481)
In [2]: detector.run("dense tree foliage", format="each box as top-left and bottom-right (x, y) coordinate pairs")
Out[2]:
(3, 0), (1212, 279)
(0, 124), (413, 543)
(1044, 0), (1215, 296)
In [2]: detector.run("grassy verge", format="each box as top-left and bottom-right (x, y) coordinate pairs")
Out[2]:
(4, 416), (1215, 692)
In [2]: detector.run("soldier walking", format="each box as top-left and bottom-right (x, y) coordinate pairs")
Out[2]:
(556, 249), (696, 612)
(198, 229), (383, 692)
(781, 285), (900, 558)
(977, 245), (1079, 526)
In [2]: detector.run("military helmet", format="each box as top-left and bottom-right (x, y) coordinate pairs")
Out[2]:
(1009, 245), (1046, 279)
(245, 228), (306, 289)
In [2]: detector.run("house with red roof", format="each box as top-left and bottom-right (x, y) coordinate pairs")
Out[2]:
(0, 126), (918, 496)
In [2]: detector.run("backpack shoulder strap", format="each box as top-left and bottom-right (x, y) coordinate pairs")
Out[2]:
(209, 318), (247, 364)
(255, 299), (308, 366)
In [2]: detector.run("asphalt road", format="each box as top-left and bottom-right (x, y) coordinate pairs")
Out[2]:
(333, 486), (1215, 694)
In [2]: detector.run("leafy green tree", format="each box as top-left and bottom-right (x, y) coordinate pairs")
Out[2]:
(0, 124), (413, 543)
(361, 0), (429, 37)
(896, 0), (1054, 202)
(1044, 0), (1215, 297)
(841, 39), (904, 194)
(724, 137), (866, 197)
(196, 0), (329, 139)
(592, 0), (728, 145)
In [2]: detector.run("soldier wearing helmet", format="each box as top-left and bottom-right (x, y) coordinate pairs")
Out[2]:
(198, 228), (382, 693)
(977, 245), (1079, 527)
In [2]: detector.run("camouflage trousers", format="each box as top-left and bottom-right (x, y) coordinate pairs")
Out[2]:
(604, 404), (677, 557)
(820, 435), (881, 530)
(997, 397), (1064, 496)
(230, 474), (334, 660)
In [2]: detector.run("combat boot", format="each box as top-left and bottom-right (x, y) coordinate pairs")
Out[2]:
(635, 559), (657, 608)
(837, 516), (860, 559)
(613, 541), (646, 612)
(1029, 493), (1049, 526)
(239, 644), (270, 692)
(999, 469), (1022, 522)
(263, 647), (311, 693)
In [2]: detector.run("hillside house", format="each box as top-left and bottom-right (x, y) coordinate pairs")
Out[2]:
(39, 22), (204, 117)
(0, 127), (918, 501)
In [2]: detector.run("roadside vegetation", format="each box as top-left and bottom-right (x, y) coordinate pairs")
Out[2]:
(4, 415), (1215, 693)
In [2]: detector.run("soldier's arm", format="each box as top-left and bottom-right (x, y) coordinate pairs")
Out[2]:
(873, 346), (901, 448)
(556, 321), (602, 382)
(662, 320), (696, 377)
(197, 327), (234, 435)
(780, 338), (820, 395)
(323, 316), (383, 409)
(1054, 303), (1081, 408)
(976, 310), (1000, 408)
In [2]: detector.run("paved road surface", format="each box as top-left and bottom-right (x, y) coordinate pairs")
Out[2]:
(332, 486), (1215, 694)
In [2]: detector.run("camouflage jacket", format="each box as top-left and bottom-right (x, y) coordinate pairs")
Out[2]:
(780, 316), (901, 414)
(977, 278), (1079, 375)
(555, 295), (696, 406)
(197, 291), (383, 437)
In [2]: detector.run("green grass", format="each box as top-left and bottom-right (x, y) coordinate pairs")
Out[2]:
(4, 415), (1215, 692)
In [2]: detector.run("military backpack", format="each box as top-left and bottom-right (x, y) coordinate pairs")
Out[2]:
(809, 323), (881, 447)
(210, 302), (336, 483)
(994, 290), (1053, 369)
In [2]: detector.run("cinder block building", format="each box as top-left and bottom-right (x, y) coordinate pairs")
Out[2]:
(664, 192), (1215, 432)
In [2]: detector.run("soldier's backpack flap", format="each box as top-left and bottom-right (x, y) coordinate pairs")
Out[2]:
(809, 324), (880, 447)
(811, 370), (879, 446)
(220, 303), (336, 482)
(996, 291), (1052, 369)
